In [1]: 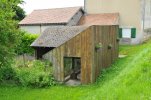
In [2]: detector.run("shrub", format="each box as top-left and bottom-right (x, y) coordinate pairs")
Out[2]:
(15, 32), (39, 55)
(14, 60), (56, 87)
(0, 66), (16, 82)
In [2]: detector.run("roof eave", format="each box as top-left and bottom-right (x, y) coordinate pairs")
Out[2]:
(19, 22), (67, 26)
(31, 45), (56, 48)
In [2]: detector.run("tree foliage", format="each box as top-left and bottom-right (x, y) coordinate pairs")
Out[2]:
(0, 0), (23, 73)
(15, 32), (38, 55)
(13, 5), (25, 21)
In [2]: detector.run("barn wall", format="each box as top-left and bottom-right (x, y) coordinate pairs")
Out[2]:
(43, 27), (93, 83)
(91, 25), (119, 82)
(43, 25), (119, 84)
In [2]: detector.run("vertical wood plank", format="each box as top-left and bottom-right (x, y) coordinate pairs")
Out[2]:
(60, 46), (64, 82)
(81, 29), (85, 84)
(91, 26), (95, 83)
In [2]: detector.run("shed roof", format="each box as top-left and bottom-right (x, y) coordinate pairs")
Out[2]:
(19, 7), (83, 25)
(31, 26), (88, 47)
(78, 13), (119, 25)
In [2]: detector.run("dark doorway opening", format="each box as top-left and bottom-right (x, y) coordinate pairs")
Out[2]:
(64, 57), (81, 81)
(34, 47), (54, 59)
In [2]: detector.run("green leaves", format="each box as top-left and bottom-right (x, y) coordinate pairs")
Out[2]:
(95, 43), (102, 49)
(15, 60), (56, 87)
(13, 5), (25, 21)
(0, 0), (23, 80)
(15, 32), (39, 55)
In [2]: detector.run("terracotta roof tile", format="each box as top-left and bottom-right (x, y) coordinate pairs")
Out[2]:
(19, 7), (82, 25)
(78, 13), (119, 25)
(31, 26), (88, 47)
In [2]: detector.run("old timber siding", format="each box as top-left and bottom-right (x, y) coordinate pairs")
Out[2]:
(91, 25), (119, 82)
(43, 25), (119, 84)
(44, 27), (92, 84)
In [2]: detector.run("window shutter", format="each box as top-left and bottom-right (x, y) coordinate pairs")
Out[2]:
(119, 28), (122, 38)
(131, 28), (136, 38)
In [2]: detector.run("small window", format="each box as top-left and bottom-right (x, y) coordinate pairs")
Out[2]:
(119, 28), (136, 38)
(122, 28), (131, 38)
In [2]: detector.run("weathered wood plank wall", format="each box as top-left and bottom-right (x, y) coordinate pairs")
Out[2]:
(43, 25), (119, 84)
(44, 27), (93, 83)
(91, 25), (119, 82)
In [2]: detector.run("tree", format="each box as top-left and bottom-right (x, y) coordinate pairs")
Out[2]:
(13, 5), (26, 21)
(0, 0), (23, 80)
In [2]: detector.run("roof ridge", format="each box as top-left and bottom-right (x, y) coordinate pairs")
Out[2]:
(33, 6), (82, 11)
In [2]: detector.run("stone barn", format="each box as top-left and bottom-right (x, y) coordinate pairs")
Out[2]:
(31, 25), (119, 84)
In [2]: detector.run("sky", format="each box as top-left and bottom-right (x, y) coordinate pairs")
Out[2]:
(20, 0), (84, 14)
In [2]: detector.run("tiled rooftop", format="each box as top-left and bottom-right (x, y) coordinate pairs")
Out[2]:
(78, 13), (119, 25)
(19, 7), (82, 25)
(31, 26), (88, 47)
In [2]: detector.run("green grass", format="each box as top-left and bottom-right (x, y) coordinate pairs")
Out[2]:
(1, 40), (151, 100)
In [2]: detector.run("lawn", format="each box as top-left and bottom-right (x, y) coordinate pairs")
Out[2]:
(1, 40), (151, 100)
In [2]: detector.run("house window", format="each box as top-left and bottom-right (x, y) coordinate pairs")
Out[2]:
(122, 28), (131, 38)
(119, 28), (136, 38)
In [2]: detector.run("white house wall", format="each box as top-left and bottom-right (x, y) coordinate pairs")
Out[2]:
(144, 0), (151, 30)
(20, 26), (41, 34)
(20, 25), (63, 34)
(85, 0), (141, 32)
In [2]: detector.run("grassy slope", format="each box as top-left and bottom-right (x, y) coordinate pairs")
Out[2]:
(1, 40), (151, 100)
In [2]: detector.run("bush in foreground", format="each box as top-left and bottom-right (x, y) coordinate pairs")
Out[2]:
(14, 60), (56, 87)
(0, 66), (16, 82)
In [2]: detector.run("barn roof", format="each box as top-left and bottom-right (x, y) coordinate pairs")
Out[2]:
(31, 26), (88, 48)
(19, 7), (83, 25)
(78, 13), (119, 25)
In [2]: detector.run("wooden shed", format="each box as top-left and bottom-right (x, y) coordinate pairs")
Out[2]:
(31, 25), (119, 84)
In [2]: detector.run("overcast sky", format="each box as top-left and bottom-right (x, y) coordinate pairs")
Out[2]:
(20, 0), (84, 14)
